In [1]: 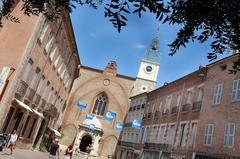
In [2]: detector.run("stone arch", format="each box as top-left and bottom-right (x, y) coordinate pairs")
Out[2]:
(60, 124), (78, 146)
(101, 135), (118, 157)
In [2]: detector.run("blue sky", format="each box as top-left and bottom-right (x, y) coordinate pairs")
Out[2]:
(70, 5), (228, 87)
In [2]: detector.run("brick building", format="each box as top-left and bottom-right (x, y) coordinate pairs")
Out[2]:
(0, 1), (80, 149)
(116, 53), (240, 159)
(116, 92), (147, 159)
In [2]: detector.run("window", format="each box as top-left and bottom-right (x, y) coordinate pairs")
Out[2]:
(186, 90), (192, 104)
(22, 59), (33, 82)
(159, 125), (166, 143)
(190, 123), (197, 147)
(165, 95), (172, 110)
(167, 125), (176, 144)
(45, 32), (54, 53)
(47, 87), (54, 103)
(224, 123), (235, 147)
(39, 20), (48, 42)
(178, 123), (187, 147)
(212, 84), (223, 105)
(231, 80), (240, 102)
(204, 124), (214, 146)
(36, 76), (45, 95)
(49, 43), (58, 61)
(92, 93), (108, 116)
(197, 87), (204, 102)
(54, 54), (61, 68)
(29, 67), (41, 90)
(42, 81), (50, 100)
(176, 94), (181, 107)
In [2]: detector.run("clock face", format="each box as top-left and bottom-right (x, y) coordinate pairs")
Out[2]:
(145, 66), (153, 73)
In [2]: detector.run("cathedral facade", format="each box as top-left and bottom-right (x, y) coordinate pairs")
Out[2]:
(60, 32), (161, 158)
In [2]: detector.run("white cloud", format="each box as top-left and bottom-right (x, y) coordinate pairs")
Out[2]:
(89, 32), (96, 37)
(134, 43), (146, 49)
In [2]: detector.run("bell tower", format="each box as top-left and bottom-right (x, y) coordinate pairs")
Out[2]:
(132, 26), (161, 96)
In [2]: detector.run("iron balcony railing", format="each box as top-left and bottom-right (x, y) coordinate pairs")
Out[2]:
(15, 80), (28, 100)
(171, 106), (179, 114)
(192, 101), (202, 111)
(154, 111), (160, 117)
(144, 143), (172, 152)
(40, 98), (46, 109)
(33, 93), (41, 106)
(182, 104), (191, 112)
(25, 87), (36, 102)
(118, 141), (136, 148)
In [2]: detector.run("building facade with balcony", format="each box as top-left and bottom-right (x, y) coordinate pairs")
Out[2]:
(116, 53), (240, 159)
(115, 93), (147, 159)
(141, 65), (207, 159)
(0, 1), (80, 149)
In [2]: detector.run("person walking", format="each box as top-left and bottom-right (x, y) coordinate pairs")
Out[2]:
(64, 144), (73, 159)
(49, 138), (60, 159)
(7, 130), (18, 155)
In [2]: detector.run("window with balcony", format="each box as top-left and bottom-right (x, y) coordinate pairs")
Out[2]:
(36, 76), (45, 95)
(231, 80), (240, 102)
(39, 20), (48, 42)
(224, 123), (235, 147)
(212, 83), (223, 105)
(197, 87), (204, 102)
(185, 90), (192, 104)
(204, 124), (214, 146)
(42, 81), (50, 100)
(22, 59), (33, 82)
(47, 87), (54, 103)
(45, 32), (54, 54)
(164, 95), (172, 112)
(176, 94), (181, 107)
(29, 67), (41, 90)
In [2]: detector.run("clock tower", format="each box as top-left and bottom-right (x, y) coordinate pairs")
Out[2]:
(132, 27), (161, 96)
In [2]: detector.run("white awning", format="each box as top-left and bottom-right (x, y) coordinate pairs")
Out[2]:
(49, 128), (61, 137)
(32, 109), (44, 118)
(14, 98), (33, 112)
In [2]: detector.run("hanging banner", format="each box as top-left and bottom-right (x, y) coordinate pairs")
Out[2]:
(85, 114), (94, 120)
(116, 122), (123, 132)
(131, 119), (142, 129)
(77, 100), (87, 109)
(105, 111), (116, 122)
(88, 124), (96, 130)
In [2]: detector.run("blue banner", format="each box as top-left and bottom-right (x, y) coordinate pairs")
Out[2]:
(105, 111), (116, 122)
(116, 122), (123, 132)
(88, 124), (96, 130)
(86, 114), (94, 120)
(131, 119), (142, 129)
(77, 100), (87, 109)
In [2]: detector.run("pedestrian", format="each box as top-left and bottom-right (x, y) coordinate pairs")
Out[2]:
(49, 138), (60, 159)
(7, 130), (18, 155)
(64, 144), (73, 159)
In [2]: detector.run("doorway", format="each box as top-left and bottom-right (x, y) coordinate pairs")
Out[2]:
(79, 135), (92, 153)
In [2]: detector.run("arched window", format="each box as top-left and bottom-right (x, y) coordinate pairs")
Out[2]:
(92, 93), (108, 116)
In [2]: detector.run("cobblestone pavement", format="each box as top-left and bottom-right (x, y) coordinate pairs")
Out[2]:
(0, 149), (100, 159)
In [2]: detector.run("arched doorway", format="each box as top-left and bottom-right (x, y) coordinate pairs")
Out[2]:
(79, 135), (92, 153)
